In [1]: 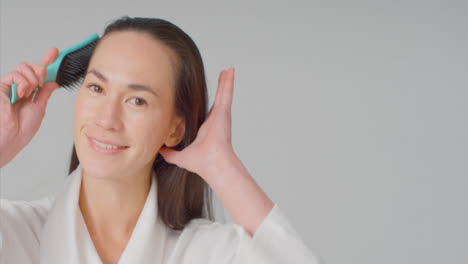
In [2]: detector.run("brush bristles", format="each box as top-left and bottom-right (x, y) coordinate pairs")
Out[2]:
(56, 38), (99, 91)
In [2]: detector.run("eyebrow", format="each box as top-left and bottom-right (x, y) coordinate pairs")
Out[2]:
(86, 68), (159, 98)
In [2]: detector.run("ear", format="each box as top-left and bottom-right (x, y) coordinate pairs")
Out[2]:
(164, 115), (186, 147)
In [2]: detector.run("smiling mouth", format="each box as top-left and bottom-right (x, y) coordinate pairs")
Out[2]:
(87, 137), (130, 155)
(87, 136), (129, 149)
(91, 138), (128, 149)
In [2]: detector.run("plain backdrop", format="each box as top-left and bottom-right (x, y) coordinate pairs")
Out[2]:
(1, 1), (467, 263)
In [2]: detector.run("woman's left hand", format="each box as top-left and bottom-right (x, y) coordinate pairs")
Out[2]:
(159, 67), (240, 184)
(161, 67), (274, 236)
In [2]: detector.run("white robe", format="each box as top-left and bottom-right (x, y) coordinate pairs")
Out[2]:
(0, 165), (320, 263)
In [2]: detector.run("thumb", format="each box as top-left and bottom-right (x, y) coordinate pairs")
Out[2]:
(40, 47), (59, 67)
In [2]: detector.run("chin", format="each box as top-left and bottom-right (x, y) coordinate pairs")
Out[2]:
(80, 161), (118, 179)
(76, 154), (123, 178)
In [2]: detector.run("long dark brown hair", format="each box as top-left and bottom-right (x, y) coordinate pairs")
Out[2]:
(68, 16), (214, 230)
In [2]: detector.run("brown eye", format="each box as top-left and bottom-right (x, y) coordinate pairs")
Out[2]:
(89, 84), (103, 93)
(131, 97), (147, 106)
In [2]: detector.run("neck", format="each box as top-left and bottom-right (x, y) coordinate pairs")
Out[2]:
(78, 165), (152, 240)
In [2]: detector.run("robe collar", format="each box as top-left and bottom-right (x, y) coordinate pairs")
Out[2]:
(39, 164), (169, 264)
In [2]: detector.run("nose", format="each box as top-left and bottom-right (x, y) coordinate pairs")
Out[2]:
(95, 96), (124, 131)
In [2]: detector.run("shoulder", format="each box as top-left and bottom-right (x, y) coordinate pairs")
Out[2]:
(165, 217), (248, 263)
(184, 217), (246, 241)
(1, 194), (54, 214)
(0, 195), (55, 261)
(1, 195), (54, 229)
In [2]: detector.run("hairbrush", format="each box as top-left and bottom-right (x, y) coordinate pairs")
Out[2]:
(9, 33), (100, 104)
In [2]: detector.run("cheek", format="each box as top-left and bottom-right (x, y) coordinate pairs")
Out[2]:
(73, 91), (96, 145)
(133, 115), (170, 151)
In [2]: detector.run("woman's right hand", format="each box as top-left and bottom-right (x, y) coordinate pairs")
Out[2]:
(0, 47), (60, 168)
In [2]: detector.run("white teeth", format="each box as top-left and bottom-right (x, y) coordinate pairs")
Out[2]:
(91, 138), (124, 149)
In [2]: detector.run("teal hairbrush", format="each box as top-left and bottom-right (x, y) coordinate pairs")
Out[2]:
(9, 33), (100, 104)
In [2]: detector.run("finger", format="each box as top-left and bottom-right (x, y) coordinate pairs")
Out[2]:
(25, 62), (47, 87)
(16, 63), (41, 98)
(0, 72), (15, 97)
(0, 71), (31, 98)
(207, 70), (226, 119)
(39, 47), (59, 67)
(214, 70), (225, 106)
(221, 67), (235, 109)
(159, 146), (182, 166)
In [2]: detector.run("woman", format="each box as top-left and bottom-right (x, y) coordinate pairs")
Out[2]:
(0, 16), (319, 264)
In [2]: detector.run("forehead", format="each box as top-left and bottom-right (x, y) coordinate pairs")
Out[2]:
(88, 31), (178, 91)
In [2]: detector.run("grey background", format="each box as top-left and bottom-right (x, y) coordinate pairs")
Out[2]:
(1, 1), (467, 263)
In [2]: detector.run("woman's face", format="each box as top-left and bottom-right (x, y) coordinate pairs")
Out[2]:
(73, 30), (184, 179)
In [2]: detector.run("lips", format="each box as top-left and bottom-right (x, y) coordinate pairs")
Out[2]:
(87, 136), (129, 155)
(87, 135), (129, 148)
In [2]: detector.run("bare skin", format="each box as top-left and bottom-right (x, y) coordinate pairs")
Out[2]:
(0, 31), (273, 264)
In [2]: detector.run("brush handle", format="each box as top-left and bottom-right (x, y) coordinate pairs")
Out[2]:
(9, 33), (99, 105)
(9, 83), (21, 104)
(9, 63), (57, 104)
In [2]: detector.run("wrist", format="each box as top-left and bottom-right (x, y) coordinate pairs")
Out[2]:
(205, 154), (249, 191)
